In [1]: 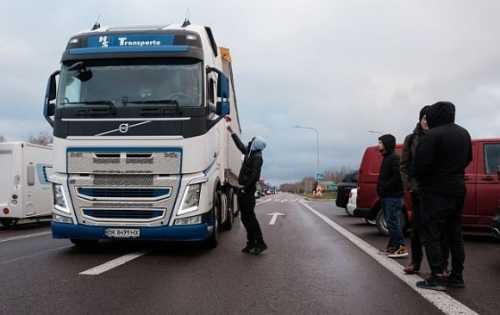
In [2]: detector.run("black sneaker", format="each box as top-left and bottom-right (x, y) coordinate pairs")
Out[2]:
(249, 242), (268, 255)
(447, 276), (465, 289)
(416, 277), (447, 291)
(241, 242), (254, 254)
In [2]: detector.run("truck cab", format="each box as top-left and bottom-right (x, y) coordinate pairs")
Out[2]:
(44, 23), (242, 248)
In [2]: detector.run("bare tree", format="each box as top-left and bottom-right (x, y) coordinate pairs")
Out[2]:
(28, 132), (53, 146)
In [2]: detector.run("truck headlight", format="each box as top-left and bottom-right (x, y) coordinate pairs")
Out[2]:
(178, 184), (202, 215)
(53, 184), (70, 213)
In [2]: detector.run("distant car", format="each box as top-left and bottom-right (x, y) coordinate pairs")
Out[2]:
(346, 189), (357, 216)
(336, 171), (358, 214)
(346, 188), (375, 225)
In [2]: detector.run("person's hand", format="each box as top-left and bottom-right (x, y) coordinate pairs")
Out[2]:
(224, 116), (232, 122)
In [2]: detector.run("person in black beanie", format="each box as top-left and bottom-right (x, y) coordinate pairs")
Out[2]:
(414, 101), (472, 291)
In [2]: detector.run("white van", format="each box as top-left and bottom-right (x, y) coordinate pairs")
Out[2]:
(0, 142), (53, 227)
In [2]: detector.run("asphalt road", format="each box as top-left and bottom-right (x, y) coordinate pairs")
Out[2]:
(0, 193), (493, 314)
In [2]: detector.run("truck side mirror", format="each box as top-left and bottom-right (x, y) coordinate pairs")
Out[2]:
(216, 73), (230, 116)
(216, 73), (230, 98)
(216, 100), (230, 117)
(43, 70), (60, 127)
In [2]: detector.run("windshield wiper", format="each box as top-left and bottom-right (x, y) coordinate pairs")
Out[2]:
(125, 99), (179, 106)
(124, 99), (183, 117)
(63, 100), (118, 116)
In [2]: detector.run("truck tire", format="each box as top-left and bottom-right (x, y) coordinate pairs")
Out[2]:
(206, 192), (221, 249)
(0, 218), (18, 228)
(222, 191), (234, 231)
(231, 189), (239, 218)
(70, 239), (98, 248)
(375, 209), (407, 236)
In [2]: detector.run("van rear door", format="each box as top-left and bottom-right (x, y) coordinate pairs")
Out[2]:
(462, 143), (477, 227)
(475, 140), (500, 228)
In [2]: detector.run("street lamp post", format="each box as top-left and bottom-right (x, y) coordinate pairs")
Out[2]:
(293, 125), (320, 180)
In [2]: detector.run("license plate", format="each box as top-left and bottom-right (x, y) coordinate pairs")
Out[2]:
(105, 228), (140, 239)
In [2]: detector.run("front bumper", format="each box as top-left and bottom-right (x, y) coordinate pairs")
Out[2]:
(353, 207), (373, 219)
(52, 222), (211, 241)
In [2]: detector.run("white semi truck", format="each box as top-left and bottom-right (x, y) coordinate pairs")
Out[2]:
(0, 142), (53, 227)
(43, 22), (243, 248)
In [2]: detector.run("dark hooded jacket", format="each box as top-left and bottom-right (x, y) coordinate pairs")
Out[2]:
(377, 134), (404, 198)
(414, 102), (472, 196)
(231, 134), (263, 193)
(400, 105), (430, 192)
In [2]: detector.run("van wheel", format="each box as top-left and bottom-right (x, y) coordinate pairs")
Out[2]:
(0, 218), (18, 228)
(376, 210), (389, 236)
(375, 209), (407, 236)
(70, 239), (98, 248)
(222, 191), (234, 231)
(364, 218), (376, 225)
(206, 192), (221, 249)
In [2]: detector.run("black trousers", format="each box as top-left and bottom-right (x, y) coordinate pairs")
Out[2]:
(239, 191), (264, 244)
(410, 192), (449, 270)
(419, 192), (465, 277)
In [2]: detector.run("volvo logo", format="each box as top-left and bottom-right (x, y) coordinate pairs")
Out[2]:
(118, 123), (129, 134)
(94, 120), (152, 136)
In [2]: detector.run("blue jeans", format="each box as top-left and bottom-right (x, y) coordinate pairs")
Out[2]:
(382, 197), (405, 248)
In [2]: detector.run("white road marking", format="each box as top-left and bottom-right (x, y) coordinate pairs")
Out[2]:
(80, 251), (147, 276)
(267, 212), (285, 225)
(299, 200), (478, 315)
(0, 231), (51, 244)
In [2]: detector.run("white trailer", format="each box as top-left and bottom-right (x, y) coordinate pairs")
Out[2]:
(0, 142), (53, 227)
(44, 22), (245, 248)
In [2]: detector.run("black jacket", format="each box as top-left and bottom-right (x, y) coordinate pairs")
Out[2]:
(377, 134), (404, 198)
(414, 102), (472, 196)
(400, 124), (425, 192)
(232, 134), (263, 193)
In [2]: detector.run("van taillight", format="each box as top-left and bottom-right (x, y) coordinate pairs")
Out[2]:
(3, 208), (9, 214)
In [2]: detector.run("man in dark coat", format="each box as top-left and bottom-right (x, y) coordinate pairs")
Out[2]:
(414, 101), (472, 291)
(227, 124), (268, 255)
(377, 134), (408, 258)
(400, 106), (430, 273)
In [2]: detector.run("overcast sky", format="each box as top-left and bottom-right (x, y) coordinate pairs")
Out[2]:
(1, 1), (500, 184)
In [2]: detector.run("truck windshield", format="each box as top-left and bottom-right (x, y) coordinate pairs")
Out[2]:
(57, 60), (203, 108)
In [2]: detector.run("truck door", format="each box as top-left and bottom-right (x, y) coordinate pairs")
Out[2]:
(476, 141), (500, 227)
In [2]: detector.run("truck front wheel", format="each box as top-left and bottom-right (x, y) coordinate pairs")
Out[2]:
(222, 190), (234, 231)
(206, 192), (221, 249)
